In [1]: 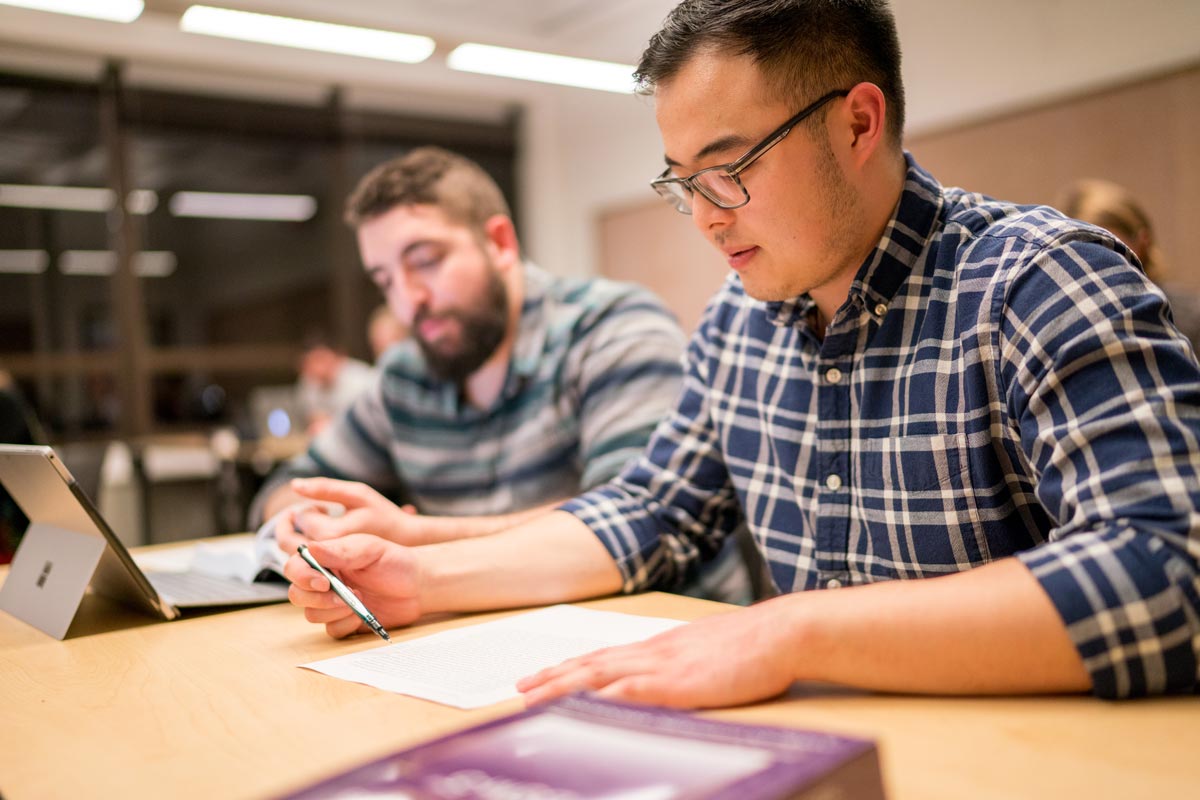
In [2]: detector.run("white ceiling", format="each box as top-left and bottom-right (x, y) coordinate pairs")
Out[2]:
(0, 0), (1198, 131)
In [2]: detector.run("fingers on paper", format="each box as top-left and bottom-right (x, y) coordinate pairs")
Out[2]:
(594, 674), (696, 708)
(518, 644), (656, 705)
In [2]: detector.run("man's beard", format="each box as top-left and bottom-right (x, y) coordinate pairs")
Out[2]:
(414, 266), (510, 385)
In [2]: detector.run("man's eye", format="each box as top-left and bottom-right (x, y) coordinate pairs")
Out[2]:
(406, 249), (443, 271)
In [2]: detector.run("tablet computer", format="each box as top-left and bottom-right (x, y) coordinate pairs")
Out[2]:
(0, 444), (289, 638)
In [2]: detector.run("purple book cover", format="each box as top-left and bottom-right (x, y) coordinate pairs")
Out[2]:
(280, 694), (886, 799)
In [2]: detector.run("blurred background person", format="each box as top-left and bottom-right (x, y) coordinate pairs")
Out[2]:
(1058, 179), (1200, 352)
(253, 146), (752, 604)
(366, 304), (409, 363)
(296, 334), (376, 437)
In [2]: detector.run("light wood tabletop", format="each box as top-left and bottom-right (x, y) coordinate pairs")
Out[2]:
(1, 549), (1197, 800)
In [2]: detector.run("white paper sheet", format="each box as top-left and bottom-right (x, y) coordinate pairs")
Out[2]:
(299, 605), (684, 708)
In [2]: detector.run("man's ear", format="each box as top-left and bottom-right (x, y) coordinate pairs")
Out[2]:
(482, 215), (520, 270)
(838, 82), (888, 167)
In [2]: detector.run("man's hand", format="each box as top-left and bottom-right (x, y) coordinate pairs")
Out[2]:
(289, 477), (426, 546)
(517, 598), (803, 709)
(277, 516), (422, 638)
(520, 560), (1093, 706)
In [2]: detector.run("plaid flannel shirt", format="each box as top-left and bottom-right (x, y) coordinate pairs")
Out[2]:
(563, 155), (1200, 698)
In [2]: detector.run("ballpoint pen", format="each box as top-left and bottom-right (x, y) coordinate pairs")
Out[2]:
(297, 543), (391, 642)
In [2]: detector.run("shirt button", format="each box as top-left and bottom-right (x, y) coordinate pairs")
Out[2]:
(825, 474), (843, 491)
(825, 367), (843, 384)
(826, 578), (843, 589)
(874, 302), (888, 317)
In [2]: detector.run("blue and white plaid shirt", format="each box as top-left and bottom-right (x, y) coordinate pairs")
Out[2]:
(563, 155), (1200, 699)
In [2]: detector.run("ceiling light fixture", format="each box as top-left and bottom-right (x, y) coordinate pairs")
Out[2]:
(447, 43), (636, 94)
(168, 191), (317, 221)
(59, 250), (177, 278)
(180, 5), (435, 64)
(0, 0), (143, 22)
(0, 250), (49, 275)
(0, 184), (157, 214)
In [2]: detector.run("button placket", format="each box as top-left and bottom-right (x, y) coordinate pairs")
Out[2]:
(814, 319), (854, 582)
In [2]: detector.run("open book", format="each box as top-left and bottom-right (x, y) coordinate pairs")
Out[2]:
(279, 694), (886, 799)
(133, 536), (265, 583)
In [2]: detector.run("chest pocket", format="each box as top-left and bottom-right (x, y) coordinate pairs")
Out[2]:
(859, 433), (972, 493)
(855, 430), (993, 574)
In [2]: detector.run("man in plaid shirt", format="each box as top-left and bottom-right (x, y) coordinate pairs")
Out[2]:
(280, 0), (1200, 704)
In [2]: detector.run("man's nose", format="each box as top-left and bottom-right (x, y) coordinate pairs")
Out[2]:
(692, 193), (736, 234)
(393, 272), (432, 323)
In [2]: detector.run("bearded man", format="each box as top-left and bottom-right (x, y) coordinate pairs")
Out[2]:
(254, 146), (750, 604)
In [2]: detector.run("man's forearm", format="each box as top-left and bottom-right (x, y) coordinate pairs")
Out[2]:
(784, 558), (1092, 694)
(414, 500), (568, 544)
(417, 510), (624, 613)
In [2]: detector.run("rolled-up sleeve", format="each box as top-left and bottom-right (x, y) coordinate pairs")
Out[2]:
(1003, 236), (1200, 697)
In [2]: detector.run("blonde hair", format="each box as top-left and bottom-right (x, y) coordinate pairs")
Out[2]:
(1057, 179), (1165, 281)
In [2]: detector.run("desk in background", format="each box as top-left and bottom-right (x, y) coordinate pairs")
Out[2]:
(1, 553), (1197, 800)
(127, 433), (309, 544)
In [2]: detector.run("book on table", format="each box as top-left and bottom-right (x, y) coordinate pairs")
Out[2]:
(279, 693), (887, 799)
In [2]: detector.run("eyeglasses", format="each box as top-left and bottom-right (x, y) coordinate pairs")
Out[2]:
(651, 89), (850, 215)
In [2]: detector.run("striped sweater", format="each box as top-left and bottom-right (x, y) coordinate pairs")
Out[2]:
(254, 263), (686, 519)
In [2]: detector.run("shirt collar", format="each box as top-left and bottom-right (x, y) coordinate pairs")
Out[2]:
(766, 151), (944, 329)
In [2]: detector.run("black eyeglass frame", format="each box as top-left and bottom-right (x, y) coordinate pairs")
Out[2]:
(650, 88), (852, 214)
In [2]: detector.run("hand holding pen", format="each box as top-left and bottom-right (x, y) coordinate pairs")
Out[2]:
(276, 515), (423, 639)
(297, 544), (391, 642)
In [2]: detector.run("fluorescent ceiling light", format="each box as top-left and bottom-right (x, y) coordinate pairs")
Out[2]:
(0, 184), (156, 214)
(169, 191), (317, 221)
(131, 251), (176, 278)
(0, 0), (143, 22)
(0, 250), (48, 274)
(59, 250), (176, 278)
(180, 5), (435, 64)
(448, 43), (636, 94)
(126, 190), (158, 215)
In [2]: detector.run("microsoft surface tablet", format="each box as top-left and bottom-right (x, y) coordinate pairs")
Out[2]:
(0, 444), (288, 638)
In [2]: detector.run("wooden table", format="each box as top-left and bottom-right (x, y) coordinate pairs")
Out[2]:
(1, 560), (1197, 799)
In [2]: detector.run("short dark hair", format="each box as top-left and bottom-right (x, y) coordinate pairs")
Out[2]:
(344, 146), (512, 236)
(636, 0), (905, 142)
